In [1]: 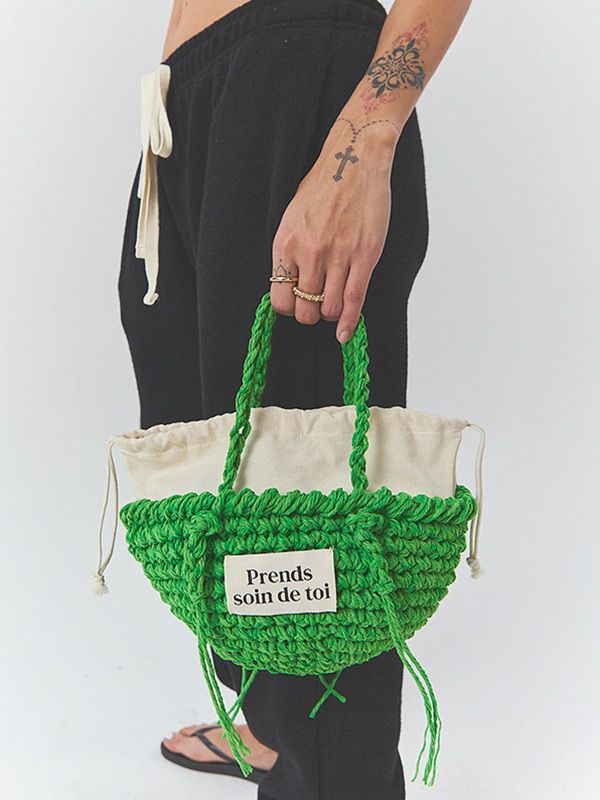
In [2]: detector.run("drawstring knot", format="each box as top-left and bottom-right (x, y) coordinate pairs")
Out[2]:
(93, 571), (109, 596)
(466, 555), (483, 579)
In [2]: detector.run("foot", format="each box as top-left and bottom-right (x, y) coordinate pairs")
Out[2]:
(163, 722), (278, 772)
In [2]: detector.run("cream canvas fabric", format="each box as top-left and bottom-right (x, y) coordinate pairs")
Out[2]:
(111, 405), (471, 500)
(94, 405), (486, 593)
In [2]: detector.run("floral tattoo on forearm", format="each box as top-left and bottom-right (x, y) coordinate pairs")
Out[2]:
(328, 23), (427, 182)
(361, 22), (428, 114)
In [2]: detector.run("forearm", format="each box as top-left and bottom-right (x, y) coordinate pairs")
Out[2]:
(325, 0), (472, 173)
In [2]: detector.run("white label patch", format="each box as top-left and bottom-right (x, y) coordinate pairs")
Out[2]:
(224, 548), (337, 616)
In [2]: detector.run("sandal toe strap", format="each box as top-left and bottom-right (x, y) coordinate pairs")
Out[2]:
(191, 727), (237, 765)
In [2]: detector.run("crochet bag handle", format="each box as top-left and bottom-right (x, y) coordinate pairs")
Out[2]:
(218, 292), (371, 494)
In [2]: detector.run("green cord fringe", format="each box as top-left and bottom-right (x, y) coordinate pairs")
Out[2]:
(385, 595), (442, 786)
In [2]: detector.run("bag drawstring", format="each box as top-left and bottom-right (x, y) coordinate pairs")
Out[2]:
(465, 422), (486, 578)
(194, 633), (254, 776)
(383, 591), (442, 786)
(226, 667), (259, 724)
(93, 438), (120, 595)
(186, 514), (255, 777)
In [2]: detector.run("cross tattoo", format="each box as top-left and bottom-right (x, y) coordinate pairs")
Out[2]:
(332, 145), (359, 182)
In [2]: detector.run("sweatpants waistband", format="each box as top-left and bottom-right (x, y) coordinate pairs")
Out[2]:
(135, 0), (387, 305)
(163, 0), (387, 88)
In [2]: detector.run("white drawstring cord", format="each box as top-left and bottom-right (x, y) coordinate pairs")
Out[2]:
(93, 438), (120, 595)
(465, 423), (486, 579)
(92, 419), (486, 587)
(135, 64), (173, 306)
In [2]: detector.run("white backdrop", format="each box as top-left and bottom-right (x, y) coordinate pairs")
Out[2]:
(1, 1), (598, 798)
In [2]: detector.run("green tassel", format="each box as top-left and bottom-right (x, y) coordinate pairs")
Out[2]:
(383, 596), (441, 786)
(226, 667), (259, 723)
(195, 635), (253, 777)
(187, 506), (254, 777)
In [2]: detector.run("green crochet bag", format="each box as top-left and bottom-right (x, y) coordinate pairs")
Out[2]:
(96, 292), (484, 786)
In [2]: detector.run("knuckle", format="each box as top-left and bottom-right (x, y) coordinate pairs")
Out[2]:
(344, 286), (366, 305)
(359, 235), (382, 257)
(329, 254), (348, 274)
(340, 315), (359, 332)
(295, 307), (320, 325)
(298, 269), (325, 294)
(274, 230), (296, 255)
(271, 296), (294, 315)
(304, 239), (326, 262)
(331, 239), (350, 258)
(321, 301), (343, 321)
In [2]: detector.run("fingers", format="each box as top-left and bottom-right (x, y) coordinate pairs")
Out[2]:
(321, 258), (349, 323)
(291, 235), (328, 324)
(271, 234), (326, 325)
(270, 232), (372, 338)
(269, 256), (298, 316)
(336, 265), (371, 343)
(293, 273), (325, 325)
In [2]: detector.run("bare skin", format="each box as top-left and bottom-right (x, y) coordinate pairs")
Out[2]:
(162, 722), (278, 770)
(162, 0), (250, 60)
(161, 0), (472, 771)
(270, 0), (473, 341)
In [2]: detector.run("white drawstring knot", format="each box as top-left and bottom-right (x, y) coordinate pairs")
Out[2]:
(136, 64), (173, 306)
(466, 555), (483, 579)
(93, 571), (109, 596)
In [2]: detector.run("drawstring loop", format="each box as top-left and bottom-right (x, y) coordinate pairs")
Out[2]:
(465, 423), (486, 578)
(93, 438), (120, 594)
(136, 64), (173, 306)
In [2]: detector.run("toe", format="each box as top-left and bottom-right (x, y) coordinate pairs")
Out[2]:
(172, 722), (213, 737)
(162, 728), (228, 762)
(163, 730), (189, 748)
(179, 724), (204, 736)
(163, 723), (207, 745)
(162, 735), (179, 753)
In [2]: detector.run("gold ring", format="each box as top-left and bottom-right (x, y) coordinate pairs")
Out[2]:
(269, 275), (299, 284)
(292, 286), (325, 303)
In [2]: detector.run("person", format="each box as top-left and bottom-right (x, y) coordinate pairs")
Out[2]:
(118, 0), (472, 797)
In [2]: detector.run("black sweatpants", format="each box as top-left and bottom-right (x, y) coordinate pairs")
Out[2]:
(118, 1), (429, 797)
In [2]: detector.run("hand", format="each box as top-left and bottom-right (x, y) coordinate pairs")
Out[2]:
(270, 117), (400, 342)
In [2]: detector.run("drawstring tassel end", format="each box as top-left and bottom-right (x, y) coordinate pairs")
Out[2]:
(466, 555), (483, 579)
(143, 290), (159, 306)
(93, 571), (109, 595)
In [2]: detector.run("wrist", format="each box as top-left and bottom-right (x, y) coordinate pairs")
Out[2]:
(330, 113), (401, 154)
(310, 111), (402, 184)
(353, 118), (402, 150)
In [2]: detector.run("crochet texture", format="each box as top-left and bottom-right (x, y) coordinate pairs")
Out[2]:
(120, 293), (477, 785)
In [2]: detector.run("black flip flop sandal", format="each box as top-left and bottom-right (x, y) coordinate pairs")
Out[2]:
(160, 725), (268, 785)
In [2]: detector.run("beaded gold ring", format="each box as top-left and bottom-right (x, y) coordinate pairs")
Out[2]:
(292, 286), (325, 303)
